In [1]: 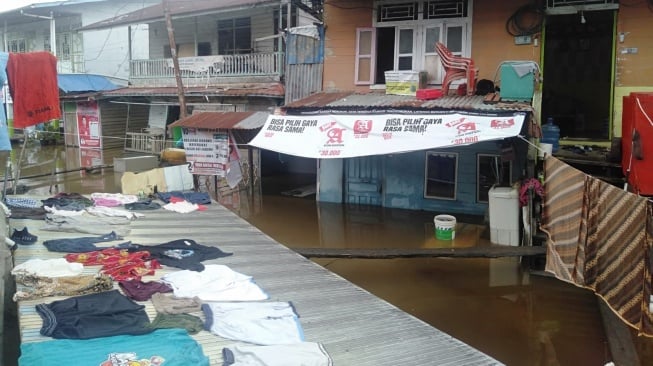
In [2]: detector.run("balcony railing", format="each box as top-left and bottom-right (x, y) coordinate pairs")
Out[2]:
(129, 52), (285, 87)
(124, 130), (172, 154)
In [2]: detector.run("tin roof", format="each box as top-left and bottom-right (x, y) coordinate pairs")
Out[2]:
(79, 0), (280, 31)
(100, 83), (285, 98)
(168, 111), (268, 130)
(283, 90), (534, 115)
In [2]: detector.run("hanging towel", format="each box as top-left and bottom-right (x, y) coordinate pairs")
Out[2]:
(6, 51), (61, 128)
(0, 52), (12, 150)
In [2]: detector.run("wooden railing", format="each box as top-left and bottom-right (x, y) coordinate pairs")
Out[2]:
(129, 52), (284, 87)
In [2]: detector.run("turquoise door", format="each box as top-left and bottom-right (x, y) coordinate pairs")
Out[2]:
(345, 156), (383, 205)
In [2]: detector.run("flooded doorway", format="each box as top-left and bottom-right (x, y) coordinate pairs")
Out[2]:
(542, 10), (615, 140)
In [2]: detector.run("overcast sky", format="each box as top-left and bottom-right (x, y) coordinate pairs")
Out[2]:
(0, 0), (58, 13)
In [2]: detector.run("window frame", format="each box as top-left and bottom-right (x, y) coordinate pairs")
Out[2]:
(476, 154), (512, 203)
(359, 0), (472, 86)
(424, 151), (458, 200)
(218, 17), (252, 55)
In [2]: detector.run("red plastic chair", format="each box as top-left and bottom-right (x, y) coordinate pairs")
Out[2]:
(435, 42), (477, 96)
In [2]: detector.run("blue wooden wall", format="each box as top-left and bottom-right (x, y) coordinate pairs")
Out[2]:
(317, 140), (528, 217)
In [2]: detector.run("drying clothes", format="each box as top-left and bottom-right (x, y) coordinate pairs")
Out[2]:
(146, 313), (204, 334)
(42, 193), (93, 211)
(161, 264), (268, 302)
(91, 192), (139, 205)
(12, 258), (84, 278)
(151, 293), (202, 314)
(42, 213), (131, 236)
(85, 206), (145, 220)
(4, 206), (46, 220)
(119, 280), (173, 301)
(66, 248), (161, 282)
(6, 51), (61, 128)
(541, 157), (588, 284)
(578, 176), (653, 336)
(163, 200), (205, 213)
(202, 302), (303, 345)
(19, 328), (209, 366)
(43, 205), (85, 216)
(0, 52), (11, 151)
(13, 274), (113, 302)
(4, 197), (41, 208)
(43, 231), (123, 253)
(222, 342), (333, 366)
(121, 239), (232, 271)
(124, 199), (162, 211)
(36, 290), (152, 339)
(120, 168), (168, 196)
(157, 191), (211, 205)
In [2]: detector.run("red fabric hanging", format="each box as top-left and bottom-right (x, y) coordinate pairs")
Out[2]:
(6, 52), (61, 128)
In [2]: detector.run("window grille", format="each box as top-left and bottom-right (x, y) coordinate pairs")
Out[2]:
(547, 0), (617, 7)
(424, 0), (467, 19)
(377, 2), (419, 22)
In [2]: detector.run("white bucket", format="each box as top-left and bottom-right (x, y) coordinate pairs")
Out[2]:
(434, 214), (456, 240)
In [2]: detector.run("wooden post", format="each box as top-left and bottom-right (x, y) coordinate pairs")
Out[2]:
(163, 0), (187, 118)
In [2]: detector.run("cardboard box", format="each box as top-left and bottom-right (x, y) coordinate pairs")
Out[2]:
(385, 71), (427, 96)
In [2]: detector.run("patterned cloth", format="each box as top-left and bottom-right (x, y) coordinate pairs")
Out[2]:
(66, 248), (161, 282)
(579, 177), (653, 336)
(5, 197), (42, 208)
(542, 157), (653, 336)
(13, 274), (113, 301)
(541, 157), (587, 283)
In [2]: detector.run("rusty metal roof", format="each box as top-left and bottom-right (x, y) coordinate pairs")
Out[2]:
(283, 90), (534, 114)
(169, 111), (268, 129)
(100, 83), (285, 98)
(78, 0), (280, 31)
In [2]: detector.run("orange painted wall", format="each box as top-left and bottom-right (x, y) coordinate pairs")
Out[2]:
(615, 3), (653, 87)
(322, 1), (373, 92)
(322, 0), (652, 90)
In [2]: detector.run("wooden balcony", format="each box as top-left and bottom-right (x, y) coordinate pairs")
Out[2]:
(129, 52), (285, 87)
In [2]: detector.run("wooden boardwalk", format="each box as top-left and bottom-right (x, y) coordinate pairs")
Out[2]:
(9, 197), (504, 365)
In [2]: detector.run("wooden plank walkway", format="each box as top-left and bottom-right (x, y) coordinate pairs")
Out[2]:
(9, 196), (504, 365)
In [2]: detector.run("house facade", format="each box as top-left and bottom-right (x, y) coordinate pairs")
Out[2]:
(257, 0), (653, 218)
(79, 0), (323, 154)
(0, 0), (158, 145)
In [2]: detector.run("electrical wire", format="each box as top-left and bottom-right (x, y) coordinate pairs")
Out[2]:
(505, 2), (545, 37)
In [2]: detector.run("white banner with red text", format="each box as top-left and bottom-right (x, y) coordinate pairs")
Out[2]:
(248, 112), (526, 158)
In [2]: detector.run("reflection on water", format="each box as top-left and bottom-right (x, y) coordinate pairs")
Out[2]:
(4, 144), (653, 365)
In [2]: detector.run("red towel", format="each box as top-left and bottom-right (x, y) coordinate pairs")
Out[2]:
(6, 52), (61, 128)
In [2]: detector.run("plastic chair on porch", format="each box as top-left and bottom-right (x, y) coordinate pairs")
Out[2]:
(435, 42), (478, 96)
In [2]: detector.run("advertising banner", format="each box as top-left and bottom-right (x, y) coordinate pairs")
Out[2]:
(249, 112), (526, 159)
(76, 100), (101, 149)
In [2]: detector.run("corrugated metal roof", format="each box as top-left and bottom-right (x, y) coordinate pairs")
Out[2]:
(283, 91), (534, 114)
(168, 111), (268, 130)
(100, 84), (285, 98)
(79, 0), (280, 31)
(58, 73), (120, 93)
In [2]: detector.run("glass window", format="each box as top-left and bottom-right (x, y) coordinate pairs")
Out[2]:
(424, 152), (457, 200)
(218, 17), (251, 54)
(477, 154), (512, 203)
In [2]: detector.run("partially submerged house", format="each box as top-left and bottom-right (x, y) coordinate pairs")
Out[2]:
(0, 0), (159, 143)
(249, 0), (653, 222)
(77, 0), (324, 155)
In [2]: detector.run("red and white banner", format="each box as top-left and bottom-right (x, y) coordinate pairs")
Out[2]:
(76, 101), (101, 149)
(249, 113), (526, 158)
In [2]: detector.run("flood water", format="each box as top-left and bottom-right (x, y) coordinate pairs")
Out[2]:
(3, 143), (653, 366)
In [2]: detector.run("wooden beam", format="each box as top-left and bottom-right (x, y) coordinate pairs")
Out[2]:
(294, 245), (546, 259)
(598, 298), (641, 366)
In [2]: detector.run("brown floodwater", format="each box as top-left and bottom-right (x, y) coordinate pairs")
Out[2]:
(4, 144), (653, 366)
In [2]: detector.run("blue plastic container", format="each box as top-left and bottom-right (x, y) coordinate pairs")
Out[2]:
(541, 117), (560, 153)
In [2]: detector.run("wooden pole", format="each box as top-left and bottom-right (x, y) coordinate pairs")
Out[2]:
(163, 0), (187, 118)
